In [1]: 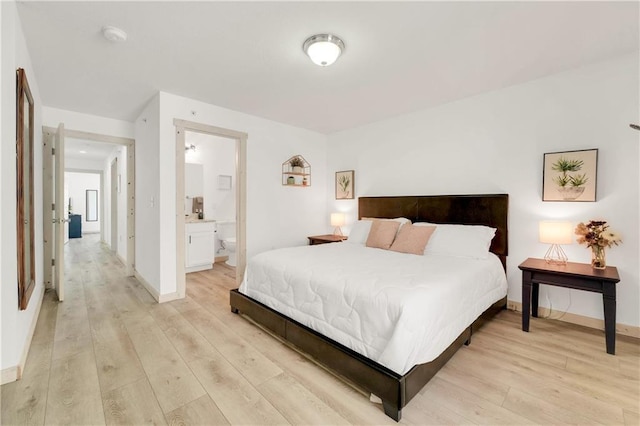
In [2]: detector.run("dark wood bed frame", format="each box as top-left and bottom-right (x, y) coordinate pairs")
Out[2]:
(230, 194), (509, 421)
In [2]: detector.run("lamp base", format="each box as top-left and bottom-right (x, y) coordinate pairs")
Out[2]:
(544, 244), (568, 265)
(333, 226), (343, 236)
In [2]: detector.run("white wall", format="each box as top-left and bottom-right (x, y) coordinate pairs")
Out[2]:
(134, 95), (161, 293)
(1, 0), (45, 382)
(43, 106), (134, 139)
(66, 157), (105, 171)
(103, 146), (128, 262)
(327, 53), (639, 328)
(185, 133), (237, 221)
(133, 92), (328, 296)
(65, 172), (101, 234)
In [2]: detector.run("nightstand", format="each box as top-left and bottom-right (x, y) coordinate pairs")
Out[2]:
(307, 234), (348, 245)
(518, 257), (620, 355)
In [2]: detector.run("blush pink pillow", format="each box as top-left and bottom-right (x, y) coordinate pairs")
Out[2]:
(390, 224), (436, 255)
(366, 220), (400, 249)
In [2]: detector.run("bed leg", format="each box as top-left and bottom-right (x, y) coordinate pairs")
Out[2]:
(382, 401), (401, 422)
(231, 306), (239, 314)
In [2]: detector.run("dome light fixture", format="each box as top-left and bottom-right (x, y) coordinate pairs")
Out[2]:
(303, 34), (345, 67)
(102, 26), (128, 43)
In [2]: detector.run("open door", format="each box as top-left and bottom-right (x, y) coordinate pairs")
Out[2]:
(53, 123), (66, 301)
(44, 124), (66, 301)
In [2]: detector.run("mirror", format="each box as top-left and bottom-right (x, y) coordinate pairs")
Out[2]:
(86, 190), (98, 222)
(16, 68), (35, 310)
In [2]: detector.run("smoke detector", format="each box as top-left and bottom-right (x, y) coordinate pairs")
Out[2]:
(102, 26), (128, 43)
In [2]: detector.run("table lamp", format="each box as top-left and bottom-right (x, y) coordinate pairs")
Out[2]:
(331, 213), (345, 236)
(539, 221), (573, 265)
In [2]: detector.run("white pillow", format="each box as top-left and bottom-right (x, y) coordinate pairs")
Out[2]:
(415, 223), (497, 259)
(345, 220), (373, 245)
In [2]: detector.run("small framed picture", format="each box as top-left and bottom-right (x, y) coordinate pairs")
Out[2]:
(218, 175), (232, 190)
(543, 149), (598, 202)
(335, 170), (354, 200)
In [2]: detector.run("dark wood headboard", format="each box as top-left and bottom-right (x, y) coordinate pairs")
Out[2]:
(359, 194), (509, 269)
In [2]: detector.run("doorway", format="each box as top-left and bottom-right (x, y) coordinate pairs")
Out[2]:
(43, 125), (135, 301)
(174, 119), (247, 299)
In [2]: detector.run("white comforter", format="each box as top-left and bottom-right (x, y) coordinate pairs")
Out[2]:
(239, 243), (507, 375)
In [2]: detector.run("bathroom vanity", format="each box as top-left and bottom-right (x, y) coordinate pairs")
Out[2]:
(185, 220), (216, 273)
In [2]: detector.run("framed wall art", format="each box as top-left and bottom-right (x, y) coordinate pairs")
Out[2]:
(16, 68), (36, 310)
(543, 149), (598, 202)
(335, 170), (354, 200)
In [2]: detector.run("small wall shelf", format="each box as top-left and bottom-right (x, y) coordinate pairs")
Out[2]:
(282, 155), (311, 186)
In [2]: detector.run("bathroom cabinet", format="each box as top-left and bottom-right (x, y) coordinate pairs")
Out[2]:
(185, 221), (215, 273)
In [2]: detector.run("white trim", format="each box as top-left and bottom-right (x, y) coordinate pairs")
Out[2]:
(1, 367), (19, 385)
(134, 270), (181, 304)
(507, 301), (640, 339)
(134, 270), (160, 302)
(1, 287), (45, 385)
(158, 292), (181, 303)
(185, 264), (213, 274)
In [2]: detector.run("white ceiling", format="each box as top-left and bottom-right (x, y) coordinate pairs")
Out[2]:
(65, 138), (118, 162)
(17, 1), (639, 134)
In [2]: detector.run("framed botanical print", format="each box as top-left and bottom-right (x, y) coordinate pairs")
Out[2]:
(543, 149), (598, 202)
(335, 170), (354, 200)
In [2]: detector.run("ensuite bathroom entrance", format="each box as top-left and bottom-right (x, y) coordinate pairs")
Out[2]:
(174, 119), (247, 299)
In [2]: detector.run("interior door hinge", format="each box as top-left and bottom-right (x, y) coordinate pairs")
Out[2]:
(51, 259), (55, 266)
(52, 147), (55, 155)
(52, 203), (55, 211)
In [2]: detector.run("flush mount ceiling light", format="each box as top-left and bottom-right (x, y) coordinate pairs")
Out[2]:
(303, 34), (345, 67)
(102, 26), (128, 42)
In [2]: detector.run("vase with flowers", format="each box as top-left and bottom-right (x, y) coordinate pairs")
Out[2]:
(575, 220), (622, 269)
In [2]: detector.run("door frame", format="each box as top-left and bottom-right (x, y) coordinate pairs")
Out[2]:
(42, 126), (136, 277)
(174, 119), (247, 297)
(110, 157), (118, 254)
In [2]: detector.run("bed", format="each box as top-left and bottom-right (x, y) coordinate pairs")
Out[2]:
(230, 194), (508, 421)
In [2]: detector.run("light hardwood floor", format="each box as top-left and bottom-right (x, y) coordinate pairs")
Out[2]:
(2, 234), (639, 425)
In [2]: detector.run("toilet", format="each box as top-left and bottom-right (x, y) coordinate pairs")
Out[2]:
(216, 221), (237, 267)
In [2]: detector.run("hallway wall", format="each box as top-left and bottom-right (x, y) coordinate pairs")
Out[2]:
(1, 0), (45, 383)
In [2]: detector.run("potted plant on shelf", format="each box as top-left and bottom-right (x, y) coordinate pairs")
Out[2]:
(290, 156), (304, 174)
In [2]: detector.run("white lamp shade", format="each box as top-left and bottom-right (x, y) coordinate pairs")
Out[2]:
(539, 221), (573, 245)
(330, 213), (345, 227)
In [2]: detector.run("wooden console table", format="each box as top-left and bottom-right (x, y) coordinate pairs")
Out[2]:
(518, 258), (620, 355)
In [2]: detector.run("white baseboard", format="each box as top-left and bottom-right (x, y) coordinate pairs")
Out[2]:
(158, 292), (181, 303)
(507, 301), (640, 339)
(1, 285), (45, 385)
(1, 366), (18, 385)
(133, 270), (182, 304)
(185, 263), (213, 273)
(117, 253), (126, 266)
(134, 270), (160, 302)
